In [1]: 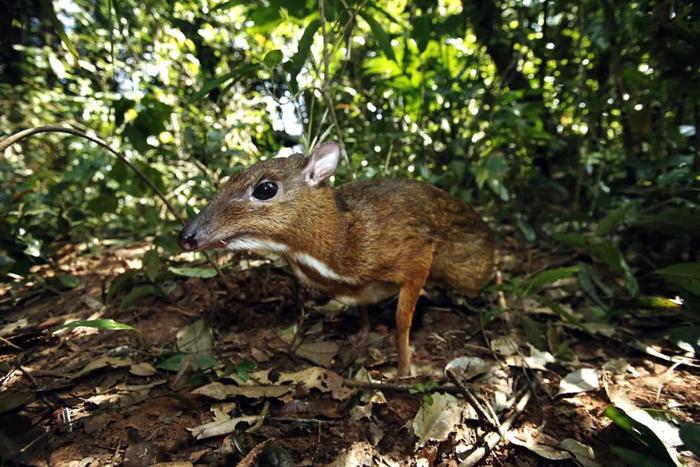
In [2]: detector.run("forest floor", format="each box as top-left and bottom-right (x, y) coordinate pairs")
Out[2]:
(1, 234), (698, 466)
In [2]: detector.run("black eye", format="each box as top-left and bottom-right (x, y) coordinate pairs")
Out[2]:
(252, 181), (278, 200)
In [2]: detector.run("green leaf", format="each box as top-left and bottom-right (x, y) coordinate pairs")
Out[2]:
(58, 274), (80, 289)
(234, 360), (257, 382)
(211, 0), (246, 11)
(523, 265), (582, 295)
(654, 263), (700, 296)
(577, 265), (608, 310)
(359, 12), (397, 62)
(190, 63), (260, 102)
(56, 319), (134, 332)
(619, 256), (639, 297)
(169, 266), (218, 279)
(604, 406), (677, 466)
(411, 15), (431, 52)
(155, 352), (218, 372)
(680, 422), (700, 457)
(516, 214), (536, 242)
(119, 284), (155, 310)
(596, 202), (638, 236)
(634, 207), (700, 236)
(107, 270), (138, 302)
(42, 0), (79, 59)
(286, 18), (320, 87)
(665, 326), (700, 354)
(610, 446), (672, 467)
(143, 249), (161, 283)
(263, 49), (283, 68)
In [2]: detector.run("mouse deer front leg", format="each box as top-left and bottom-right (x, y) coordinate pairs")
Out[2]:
(395, 250), (433, 377)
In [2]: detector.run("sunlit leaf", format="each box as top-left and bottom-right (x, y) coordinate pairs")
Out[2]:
(286, 18), (320, 89)
(42, 0), (79, 59)
(57, 319), (134, 332)
(605, 406), (677, 466)
(524, 265), (582, 295)
(169, 266), (218, 279)
(359, 12), (397, 62)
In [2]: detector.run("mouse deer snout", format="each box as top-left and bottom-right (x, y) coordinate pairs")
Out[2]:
(178, 224), (199, 251)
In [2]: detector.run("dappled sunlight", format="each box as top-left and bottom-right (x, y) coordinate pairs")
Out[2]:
(1, 0), (699, 464)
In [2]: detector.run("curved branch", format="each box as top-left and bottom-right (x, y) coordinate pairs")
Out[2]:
(0, 125), (184, 223)
(0, 125), (230, 290)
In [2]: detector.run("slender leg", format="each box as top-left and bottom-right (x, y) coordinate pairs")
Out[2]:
(359, 305), (369, 337)
(395, 259), (432, 377)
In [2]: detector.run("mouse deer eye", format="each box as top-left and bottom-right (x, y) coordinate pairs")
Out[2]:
(252, 181), (278, 200)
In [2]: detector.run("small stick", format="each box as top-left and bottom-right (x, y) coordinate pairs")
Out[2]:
(343, 378), (461, 394)
(460, 387), (532, 467)
(266, 417), (342, 425)
(0, 125), (230, 291)
(446, 369), (498, 428)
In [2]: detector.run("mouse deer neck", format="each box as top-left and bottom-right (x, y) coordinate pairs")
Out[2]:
(283, 186), (347, 262)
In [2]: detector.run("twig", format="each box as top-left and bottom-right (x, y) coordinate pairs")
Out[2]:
(0, 335), (21, 351)
(446, 369), (498, 428)
(0, 126), (180, 221)
(19, 365), (41, 390)
(248, 401), (270, 433)
(266, 417), (341, 425)
(317, 0), (355, 178)
(108, 434), (122, 467)
(459, 387), (532, 467)
(0, 125), (229, 291)
(343, 378), (460, 394)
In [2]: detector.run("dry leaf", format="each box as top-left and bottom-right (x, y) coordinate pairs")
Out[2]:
(413, 393), (470, 447)
(192, 382), (291, 400)
(557, 368), (599, 396)
(129, 362), (157, 377)
(294, 340), (340, 367)
(188, 415), (261, 439)
(72, 357), (133, 379)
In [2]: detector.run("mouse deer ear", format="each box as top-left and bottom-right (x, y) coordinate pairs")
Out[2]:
(302, 142), (340, 188)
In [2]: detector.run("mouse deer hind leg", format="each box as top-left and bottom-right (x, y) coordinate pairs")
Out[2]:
(395, 249), (433, 377)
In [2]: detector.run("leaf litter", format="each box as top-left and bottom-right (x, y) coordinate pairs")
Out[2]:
(0, 237), (698, 465)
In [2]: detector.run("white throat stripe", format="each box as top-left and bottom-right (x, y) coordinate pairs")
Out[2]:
(225, 238), (358, 285)
(292, 252), (359, 285)
(227, 237), (289, 253)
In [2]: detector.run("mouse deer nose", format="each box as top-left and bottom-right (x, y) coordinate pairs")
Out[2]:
(178, 227), (198, 251)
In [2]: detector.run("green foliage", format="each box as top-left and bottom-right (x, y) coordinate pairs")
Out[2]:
(605, 406), (678, 466)
(654, 263), (700, 297)
(56, 319), (134, 332)
(680, 422), (700, 458)
(169, 266), (218, 279)
(409, 381), (439, 406)
(0, 0), (697, 339)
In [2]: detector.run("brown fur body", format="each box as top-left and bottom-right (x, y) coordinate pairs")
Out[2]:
(179, 149), (494, 376)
